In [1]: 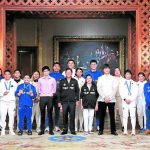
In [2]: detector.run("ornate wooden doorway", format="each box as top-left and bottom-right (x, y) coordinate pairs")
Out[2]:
(0, 0), (149, 79)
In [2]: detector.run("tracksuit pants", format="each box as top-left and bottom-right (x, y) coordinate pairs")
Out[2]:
(115, 96), (123, 126)
(146, 104), (150, 129)
(62, 102), (76, 132)
(122, 101), (136, 133)
(18, 106), (32, 131)
(75, 105), (83, 131)
(83, 109), (94, 132)
(32, 102), (41, 131)
(137, 101), (146, 129)
(0, 101), (16, 131)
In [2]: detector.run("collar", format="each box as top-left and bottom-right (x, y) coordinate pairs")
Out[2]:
(42, 76), (51, 79)
(14, 78), (21, 83)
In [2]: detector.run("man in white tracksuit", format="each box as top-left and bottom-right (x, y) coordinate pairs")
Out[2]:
(0, 70), (17, 136)
(114, 68), (124, 130)
(136, 72), (147, 132)
(119, 69), (138, 135)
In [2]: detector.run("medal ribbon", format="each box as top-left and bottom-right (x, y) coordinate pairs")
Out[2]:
(4, 81), (11, 91)
(125, 81), (131, 95)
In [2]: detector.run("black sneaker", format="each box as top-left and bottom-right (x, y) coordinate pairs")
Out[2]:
(38, 131), (44, 135)
(71, 131), (77, 135)
(111, 131), (118, 136)
(27, 130), (32, 135)
(61, 131), (67, 135)
(18, 130), (23, 136)
(98, 131), (103, 135)
(49, 131), (54, 135)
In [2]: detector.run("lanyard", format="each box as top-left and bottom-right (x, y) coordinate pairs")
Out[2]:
(125, 81), (131, 95)
(23, 84), (31, 93)
(4, 81), (11, 91)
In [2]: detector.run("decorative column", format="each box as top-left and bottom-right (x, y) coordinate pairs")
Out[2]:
(0, 6), (6, 71)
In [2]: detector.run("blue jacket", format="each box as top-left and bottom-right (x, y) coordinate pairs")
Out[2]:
(49, 72), (64, 88)
(84, 70), (103, 83)
(144, 81), (150, 105)
(15, 83), (37, 107)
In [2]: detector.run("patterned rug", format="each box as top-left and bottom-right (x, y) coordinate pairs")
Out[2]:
(0, 130), (150, 150)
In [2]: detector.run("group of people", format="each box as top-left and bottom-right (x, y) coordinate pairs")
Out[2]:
(0, 59), (150, 136)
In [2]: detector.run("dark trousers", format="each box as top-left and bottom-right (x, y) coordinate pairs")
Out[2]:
(40, 96), (53, 132)
(53, 96), (60, 127)
(98, 102), (116, 132)
(62, 102), (76, 132)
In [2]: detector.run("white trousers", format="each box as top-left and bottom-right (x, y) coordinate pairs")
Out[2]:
(115, 96), (123, 126)
(83, 109), (94, 132)
(75, 106), (83, 131)
(122, 101), (136, 132)
(0, 101), (16, 130)
(137, 101), (146, 129)
(31, 103), (41, 130)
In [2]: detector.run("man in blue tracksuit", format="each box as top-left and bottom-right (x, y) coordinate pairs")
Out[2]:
(15, 75), (37, 135)
(144, 73), (150, 134)
(84, 59), (103, 130)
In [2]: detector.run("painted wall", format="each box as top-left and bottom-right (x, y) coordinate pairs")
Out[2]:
(16, 19), (128, 70)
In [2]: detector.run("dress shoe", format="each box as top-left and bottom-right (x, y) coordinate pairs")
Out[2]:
(38, 131), (45, 135)
(61, 131), (67, 135)
(49, 131), (54, 135)
(111, 131), (118, 136)
(71, 131), (77, 135)
(98, 131), (103, 135)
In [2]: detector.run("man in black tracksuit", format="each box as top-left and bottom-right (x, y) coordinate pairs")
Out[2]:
(58, 68), (79, 135)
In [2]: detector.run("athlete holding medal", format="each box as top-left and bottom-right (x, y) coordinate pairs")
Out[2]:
(119, 70), (138, 135)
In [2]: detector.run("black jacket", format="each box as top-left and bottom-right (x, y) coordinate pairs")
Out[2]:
(80, 83), (99, 109)
(58, 78), (79, 103)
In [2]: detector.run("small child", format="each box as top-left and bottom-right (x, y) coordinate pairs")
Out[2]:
(80, 74), (98, 135)
(15, 75), (37, 135)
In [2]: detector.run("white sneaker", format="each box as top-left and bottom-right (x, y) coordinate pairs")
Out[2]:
(45, 127), (49, 132)
(131, 130), (136, 136)
(55, 126), (60, 132)
(1, 130), (5, 136)
(123, 130), (128, 135)
(36, 129), (40, 133)
(9, 130), (15, 135)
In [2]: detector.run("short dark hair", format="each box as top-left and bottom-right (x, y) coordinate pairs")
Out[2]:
(65, 68), (72, 73)
(13, 69), (21, 74)
(42, 66), (50, 72)
(76, 68), (83, 73)
(24, 74), (31, 78)
(67, 59), (75, 64)
(103, 64), (110, 70)
(124, 69), (132, 75)
(4, 69), (11, 74)
(53, 62), (60, 66)
(90, 59), (97, 64)
(138, 72), (145, 77)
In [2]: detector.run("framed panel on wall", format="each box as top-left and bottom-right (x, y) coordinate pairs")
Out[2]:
(53, 36), (125, 74)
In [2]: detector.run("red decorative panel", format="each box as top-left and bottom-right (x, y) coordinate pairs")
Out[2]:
(139, 1), (150, 75)
(6, 20), (16, 72)
(0, 0), (149, 77)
